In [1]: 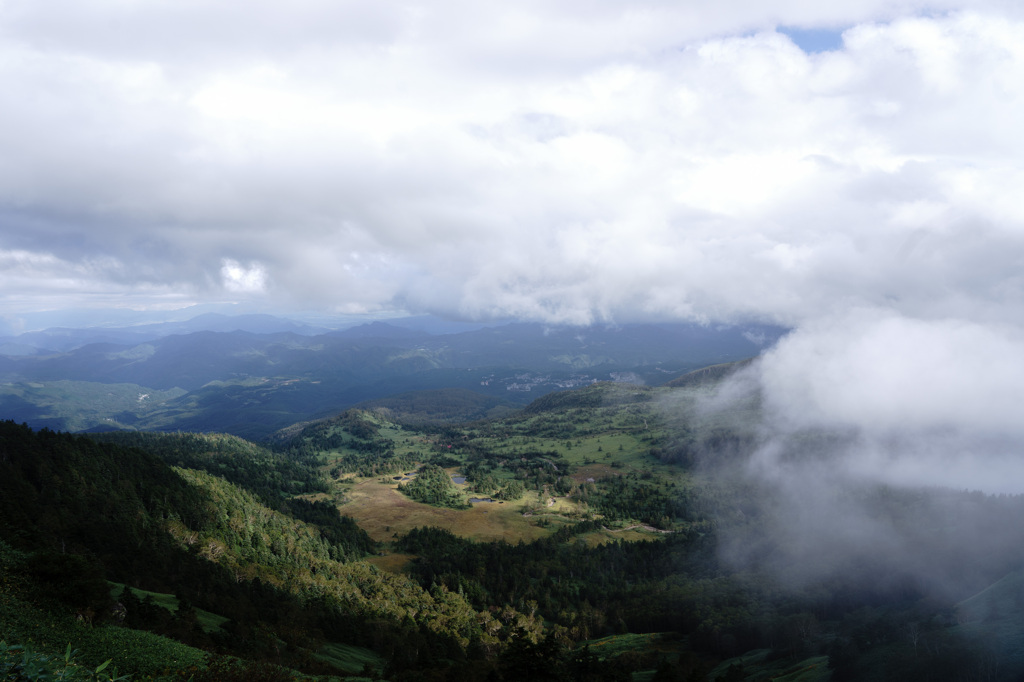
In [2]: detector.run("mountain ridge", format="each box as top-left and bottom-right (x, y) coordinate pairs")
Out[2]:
(0, 318), (786, 438)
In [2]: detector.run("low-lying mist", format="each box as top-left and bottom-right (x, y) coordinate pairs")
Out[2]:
(667, 307), (1024, 602)
(757, 308), (1024, 492)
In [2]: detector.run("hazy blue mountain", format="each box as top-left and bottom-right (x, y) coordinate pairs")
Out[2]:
(382, 315), (510, 335)
(0, 313), (331, 353)
(0, 317), (787, 438)
(329, 321), (432, 340)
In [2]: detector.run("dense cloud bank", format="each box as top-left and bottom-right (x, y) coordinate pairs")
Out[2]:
(753, 310), (1024, 492)
(686, 312), (1024, 594)
(1, 2), (1023, 329)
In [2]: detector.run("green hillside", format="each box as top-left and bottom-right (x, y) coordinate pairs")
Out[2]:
(0, 421), (517, 679)
(4, 367), (1024, 680)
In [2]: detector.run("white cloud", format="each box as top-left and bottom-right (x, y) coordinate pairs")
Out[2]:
(762, 309), (1024, 436)
(220, 259), (268, 294)
(0, 2), (1022, 333)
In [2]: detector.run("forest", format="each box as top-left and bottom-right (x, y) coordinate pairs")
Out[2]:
(3, 369), (1024, 681)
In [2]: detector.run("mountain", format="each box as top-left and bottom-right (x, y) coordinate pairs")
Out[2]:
(0, 421), (494, 679)
(0, 318), (787, 438)
(0, 313), (332, 354)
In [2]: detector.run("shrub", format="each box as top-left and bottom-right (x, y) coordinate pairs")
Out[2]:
(0, 641), (128, 681)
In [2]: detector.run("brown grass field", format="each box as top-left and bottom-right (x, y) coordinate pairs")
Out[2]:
(338, 477), (555, 543)
(337, 474), (669, 559)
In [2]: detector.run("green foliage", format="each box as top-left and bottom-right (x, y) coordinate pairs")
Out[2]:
(278, 498), (376, 557)
(0, 422), (483, 678)
(70, 627), (207, 678)
(397, 525), (721, 641)
(26, 552), (112, 614)
(0, 641), (129, 682)
(0, 380), (187, 433)
(110, 584), (229, 634)
(582, 475), (687, 528)
(493, 479), (525, 501)
(277, 410), (417, 477)
(175, 655), (300, 682)
(11, 365), (1024, 681)
(0, 420), (215, 575)
(397, 464), (468, 509)
(0, 548), (208, 679)
(90, 430), (328, 508)
(314, 641), (384, 675)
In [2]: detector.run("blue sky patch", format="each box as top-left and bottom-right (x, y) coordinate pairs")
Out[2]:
(778, 26), (845, 53)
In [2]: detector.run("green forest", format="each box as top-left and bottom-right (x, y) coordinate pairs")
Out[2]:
(3, 371), (1024, 681)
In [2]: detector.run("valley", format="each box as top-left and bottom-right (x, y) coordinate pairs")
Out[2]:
(0, 319), (783, 439)
(3, 319), (1024, 681)
(2, 2), (1015, 678)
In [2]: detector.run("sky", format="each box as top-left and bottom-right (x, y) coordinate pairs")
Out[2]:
(0, 0), (1021, 328)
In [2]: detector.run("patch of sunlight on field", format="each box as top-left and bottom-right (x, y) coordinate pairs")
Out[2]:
(545, 496), (577, 514)
(338, 478), (554, 543)
(584, 632), (662, 658)
(573, 462), (625, 481)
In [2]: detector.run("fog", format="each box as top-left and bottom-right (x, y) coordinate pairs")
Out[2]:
(756, 309), (1024, 490)
(678, 309), (1024, 599)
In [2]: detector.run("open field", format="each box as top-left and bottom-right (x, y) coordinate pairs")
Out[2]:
(338, 474), (671, 549)
(338, 476), (555, 543)
(578, 527), (662, 546)
(583, 632), (685, 660)
(322, 392), (697, 546)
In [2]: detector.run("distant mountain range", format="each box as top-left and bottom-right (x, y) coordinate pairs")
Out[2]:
(0, 314), (787, 438)
(0, 313), (330, 355)
(0, 312), (513, 355)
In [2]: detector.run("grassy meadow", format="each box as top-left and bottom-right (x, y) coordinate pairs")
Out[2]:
(338, 471), (559, 544)
(314, 386), (700, 548)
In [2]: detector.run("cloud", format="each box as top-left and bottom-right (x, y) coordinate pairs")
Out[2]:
(220, 259), (268, 294)
(0, 2), (1023, 334)
(685, 309), (1024, 592)
(736, 309), (1024, 490)
(651, 307), (1019, 504)
(681, 306), (1024, 593)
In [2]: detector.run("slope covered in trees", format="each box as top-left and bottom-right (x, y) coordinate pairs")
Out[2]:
(0, 421), (531, 679)
(271, 379), (1024, 680)
(5, 363), (1024, 680)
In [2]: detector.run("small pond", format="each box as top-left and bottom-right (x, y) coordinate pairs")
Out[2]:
(468, 497), (496, 504)
(451, 476), (467, 484)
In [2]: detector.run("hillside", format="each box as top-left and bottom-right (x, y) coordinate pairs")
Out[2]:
(269, 380), (1024, 680)
(0, 422), (520, 679)
(4, 370), (1024, 680)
